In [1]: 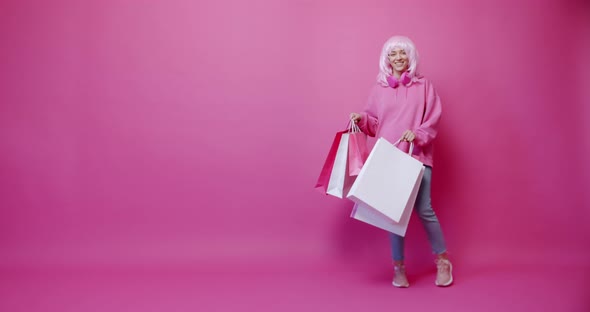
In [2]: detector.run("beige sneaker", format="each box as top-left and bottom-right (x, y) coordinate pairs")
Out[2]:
(435, 258), (453, 287)
(392, 264), (409, 288)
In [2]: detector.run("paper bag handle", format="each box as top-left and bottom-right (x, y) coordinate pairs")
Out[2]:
(347, 119), (361, 133)
(393, 139), (414, 155)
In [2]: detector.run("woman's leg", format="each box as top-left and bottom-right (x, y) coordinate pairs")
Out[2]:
(415, 166), (453, 286)
(414, 166), (447, 255)
(389, 233), (409, 287)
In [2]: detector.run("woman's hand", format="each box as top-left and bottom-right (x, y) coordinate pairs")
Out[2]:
(350, 113), (362, 123)
(400, 130), (416, 142)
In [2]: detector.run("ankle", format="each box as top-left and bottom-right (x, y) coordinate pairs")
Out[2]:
(436, 252), (449, 261)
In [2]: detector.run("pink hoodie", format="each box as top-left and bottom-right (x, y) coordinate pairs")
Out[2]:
(357, 77), (442, 167)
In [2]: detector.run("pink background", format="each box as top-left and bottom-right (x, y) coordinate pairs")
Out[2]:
(1, 0), (589, 311)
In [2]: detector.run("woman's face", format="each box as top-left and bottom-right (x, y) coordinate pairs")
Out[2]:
(388, 48), (409, 74)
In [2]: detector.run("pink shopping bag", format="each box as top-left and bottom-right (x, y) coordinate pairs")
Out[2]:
(347, 123), (369, 176)
(326, 131), (356, 198)
(315, 130), (348, 193)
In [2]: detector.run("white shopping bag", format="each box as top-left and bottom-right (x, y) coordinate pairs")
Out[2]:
(350, 166), (423, 236)
(347, 137), (424, 223)
(326, 132), (355, 198)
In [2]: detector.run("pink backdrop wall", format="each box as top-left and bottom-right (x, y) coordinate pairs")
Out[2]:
(1, 0), (589, 272)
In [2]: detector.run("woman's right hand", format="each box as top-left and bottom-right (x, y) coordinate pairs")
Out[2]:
(350, 112), (361, 123)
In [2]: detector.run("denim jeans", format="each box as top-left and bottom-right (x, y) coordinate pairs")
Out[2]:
(389, 166), (447, 261)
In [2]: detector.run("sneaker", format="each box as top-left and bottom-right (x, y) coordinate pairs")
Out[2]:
(392, 264), (409, 288)
(435, 258), (453, 287)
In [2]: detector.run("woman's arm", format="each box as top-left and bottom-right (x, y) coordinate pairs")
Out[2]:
(413, 80), (442, 146)
(356, 87), (379, 137)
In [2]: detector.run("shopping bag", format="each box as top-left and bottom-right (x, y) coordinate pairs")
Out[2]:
(326, 131), (356, 198)
(350, 165), (423, 236)
(315, 130), (348, 193)
(347, 138), (424, 223)
(347, 123), (369, 176)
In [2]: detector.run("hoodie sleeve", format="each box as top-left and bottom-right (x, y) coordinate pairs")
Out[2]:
(357, 86), (379, 137)
(413, 80), (442, 147)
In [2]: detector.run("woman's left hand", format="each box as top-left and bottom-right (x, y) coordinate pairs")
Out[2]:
(400, 130), (416, 142)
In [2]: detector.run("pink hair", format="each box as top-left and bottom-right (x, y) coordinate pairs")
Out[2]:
(376, 36), (420, 87)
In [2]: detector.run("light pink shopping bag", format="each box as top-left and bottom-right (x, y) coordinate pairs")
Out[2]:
(347, 123), (369, 176)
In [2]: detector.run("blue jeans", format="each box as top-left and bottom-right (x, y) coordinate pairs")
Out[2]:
(389, 166), (447, 261)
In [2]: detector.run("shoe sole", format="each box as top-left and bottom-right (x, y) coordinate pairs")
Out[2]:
(392, 281), (409, 288)
(435, 262), (453, 287)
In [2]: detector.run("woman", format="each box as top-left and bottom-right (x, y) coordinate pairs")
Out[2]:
(350, 36), (453, 288)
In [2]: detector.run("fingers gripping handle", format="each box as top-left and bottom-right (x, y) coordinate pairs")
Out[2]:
(393, 139), (414, 155)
